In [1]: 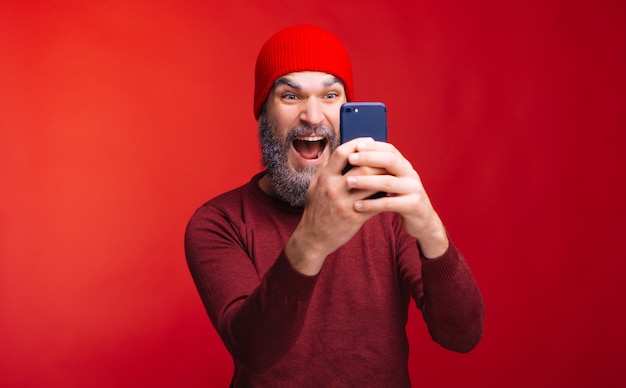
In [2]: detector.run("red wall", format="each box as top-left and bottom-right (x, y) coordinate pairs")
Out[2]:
(2, 1), (625, 386)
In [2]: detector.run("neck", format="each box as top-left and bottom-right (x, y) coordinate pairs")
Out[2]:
(258, 173), (278, 198)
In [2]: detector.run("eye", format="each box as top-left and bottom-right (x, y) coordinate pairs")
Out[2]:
(282, 92), (298, 100)
(324, 92), (339, 99)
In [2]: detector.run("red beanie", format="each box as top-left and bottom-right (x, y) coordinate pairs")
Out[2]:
(253, 25), (354, 120)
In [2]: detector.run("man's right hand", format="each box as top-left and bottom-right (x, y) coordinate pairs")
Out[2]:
(284, 138), (384, 275)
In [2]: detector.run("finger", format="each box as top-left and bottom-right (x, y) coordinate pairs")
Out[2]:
(353, 194), (394, 213)
(354, 139), (396, 152)
(353, 186), (427, 213)
(347, 174), (418, 197)
(351, 141), (416, 176)
(348, 149), (414, 177)
(327, 137), (376, 174)
(343, 165), (388, 178)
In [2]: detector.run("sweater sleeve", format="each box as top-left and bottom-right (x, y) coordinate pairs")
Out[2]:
(184, 204), (318, 373)
(408, 241), (485, 353)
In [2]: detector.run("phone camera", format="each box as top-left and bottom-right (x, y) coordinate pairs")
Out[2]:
(345, 107), (352, 113)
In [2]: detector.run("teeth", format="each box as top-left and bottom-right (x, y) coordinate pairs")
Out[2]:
(299, 135), (324, 141)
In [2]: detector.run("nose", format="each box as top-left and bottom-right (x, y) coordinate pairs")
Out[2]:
(299, 98), (325, 126)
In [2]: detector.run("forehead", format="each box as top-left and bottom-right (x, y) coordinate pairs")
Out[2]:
(273, 71), (344, 90)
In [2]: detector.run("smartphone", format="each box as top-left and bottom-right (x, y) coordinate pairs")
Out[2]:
(340, 102), (388, 143)
(340, 102), (388, 198)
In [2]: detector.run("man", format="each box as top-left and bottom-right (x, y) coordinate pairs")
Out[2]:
(185, 25), (484, 387)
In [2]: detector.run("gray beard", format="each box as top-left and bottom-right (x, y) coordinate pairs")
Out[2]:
(258, 114), (338, 208)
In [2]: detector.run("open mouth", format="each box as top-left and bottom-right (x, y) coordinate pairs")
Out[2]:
(292, 136), (328, 160)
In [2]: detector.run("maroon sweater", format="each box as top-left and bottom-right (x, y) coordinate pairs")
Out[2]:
(185, 172), (484, 387)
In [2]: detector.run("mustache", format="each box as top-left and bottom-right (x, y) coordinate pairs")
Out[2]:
(284, 125), (338, 147)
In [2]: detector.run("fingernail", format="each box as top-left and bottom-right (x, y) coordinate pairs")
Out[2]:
(346, 176), (357, 187)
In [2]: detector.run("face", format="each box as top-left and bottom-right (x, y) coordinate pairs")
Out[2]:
(259, 71), (347, 207)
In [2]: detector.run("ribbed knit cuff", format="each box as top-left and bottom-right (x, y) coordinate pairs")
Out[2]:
(420, 240), (463, 283)
(267, 251), (318, 302)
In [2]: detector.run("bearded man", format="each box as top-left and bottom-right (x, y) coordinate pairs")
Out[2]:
(185, 24), (484, 387)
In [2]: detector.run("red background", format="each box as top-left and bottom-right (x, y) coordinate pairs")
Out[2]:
(2, 1), (625, 386)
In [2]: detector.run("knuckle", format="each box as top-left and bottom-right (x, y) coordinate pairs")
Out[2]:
(381, 176), (395, 191)
(334, 146), (350, 159)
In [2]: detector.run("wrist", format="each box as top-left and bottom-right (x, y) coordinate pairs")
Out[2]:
(285, 233), (325, 276)
(417, 219), (449, 259)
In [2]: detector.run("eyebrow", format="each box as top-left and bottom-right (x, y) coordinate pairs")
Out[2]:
(273, 76), (343, 90)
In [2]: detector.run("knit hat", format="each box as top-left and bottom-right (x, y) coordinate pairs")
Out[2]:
(253, 25), (354, 120)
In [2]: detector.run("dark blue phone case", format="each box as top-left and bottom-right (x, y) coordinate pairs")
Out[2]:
(340, 102), (387, 143)
(340, 102), (388, 198)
